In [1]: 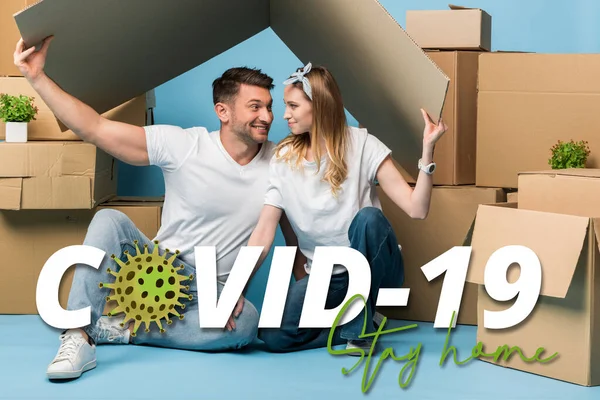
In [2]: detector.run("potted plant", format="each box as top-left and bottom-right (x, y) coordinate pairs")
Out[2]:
(0, 93), (39, 143)
(548, 139), (591, 169)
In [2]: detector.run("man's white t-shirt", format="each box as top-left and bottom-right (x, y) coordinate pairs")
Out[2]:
(144, 125), (275, 282)
(264, 126), (392, 275)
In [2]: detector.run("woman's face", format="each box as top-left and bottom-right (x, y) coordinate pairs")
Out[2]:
(283, 85), (313, 135)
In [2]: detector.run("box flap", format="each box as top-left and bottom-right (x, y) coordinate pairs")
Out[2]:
(465, 204), (589, 299)
(14, 0), (270, 115)
(271, 0), (449, 179)
(0, 178), (23, 210)
(15, 0), (449, 181)
(518, 169), (600, 179)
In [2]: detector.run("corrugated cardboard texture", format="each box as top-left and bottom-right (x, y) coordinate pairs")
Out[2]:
(14, 0), (269, 117)
(466, 202), (600, 385)
(406, 8), (491, 51)
(364, 51), (478, 185)
(0, 200), (162, 314)
(477, 53), (600, 188)
(591, 218), (600, 386)
(474, 220), (600, 386)
(0, 142), (116, 209)
(466, 205), (588, 298)
(518, 169), (600, 217)
(14, 0), (449, 180)
(377, 186), (505, 325)
(0, 77), (146, 140)
(0, 0), (38, 76)
(427, 51), (478, 185)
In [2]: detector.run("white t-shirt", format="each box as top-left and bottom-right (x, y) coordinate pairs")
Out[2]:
(264, 126), (392, 275)
(145, 125), (275, 281)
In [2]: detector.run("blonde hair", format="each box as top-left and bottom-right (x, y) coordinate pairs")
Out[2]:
(275, 65), (349, 197)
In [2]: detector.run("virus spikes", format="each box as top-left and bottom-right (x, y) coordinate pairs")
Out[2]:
(99, 240), (192, 337)
(155, 319), (165, 333)
(106, 304), (126, 317)
(103, 265), (120, 279)
(105, 294), (121, 303)
(179, 292), (193, 301)
(110, 254), (129, 271)
(98, 281), (116, 290)
(131, 318), (143, 337)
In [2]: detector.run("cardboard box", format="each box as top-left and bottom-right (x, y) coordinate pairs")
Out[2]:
(406, 5), (492, 51)
(427, 51), (479, 185)
(465, 200), (600, 386)
(0, 77), (147, 141)
(377, 185), (506, 325)
(0, 0), (38, 76)
(360, 51), (478, 185)
(0, 198), (163, 314)
(0, 142), (116, 210)
(518, 169), (600, 217)
(477, 53), (600, 188)
(12, 0), (449, 180)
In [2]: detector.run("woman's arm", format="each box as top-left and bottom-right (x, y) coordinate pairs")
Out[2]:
(279, 212), (308, 280)
(248, 205), (284, 277)
(376, 109), (447, 219)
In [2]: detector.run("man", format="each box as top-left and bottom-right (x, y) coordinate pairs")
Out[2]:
(13, 36), (306, 380)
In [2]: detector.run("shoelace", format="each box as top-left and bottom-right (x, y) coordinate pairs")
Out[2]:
(54, 333), (81, 363)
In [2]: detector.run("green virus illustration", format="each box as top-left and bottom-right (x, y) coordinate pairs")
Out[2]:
(99, 240), (194, 337)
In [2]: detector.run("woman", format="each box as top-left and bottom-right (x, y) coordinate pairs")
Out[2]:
(249, 62), (447, 353)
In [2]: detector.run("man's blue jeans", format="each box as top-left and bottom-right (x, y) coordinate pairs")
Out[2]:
(66, 209), (259, 351)
(258, 207), (404, 352)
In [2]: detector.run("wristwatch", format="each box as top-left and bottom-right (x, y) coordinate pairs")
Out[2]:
(418, 159), (436, 175)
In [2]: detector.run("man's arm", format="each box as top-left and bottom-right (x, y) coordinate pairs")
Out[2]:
(279, 212), (307, 281)
(14, 37), (149, 166)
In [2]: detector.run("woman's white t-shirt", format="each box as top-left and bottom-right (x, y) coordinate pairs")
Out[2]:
(264, 126), (392, 274)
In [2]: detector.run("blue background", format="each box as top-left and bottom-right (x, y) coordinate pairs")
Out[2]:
(116, 0), (600, 310)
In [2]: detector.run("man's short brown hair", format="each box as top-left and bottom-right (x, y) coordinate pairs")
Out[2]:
(212, 67), (274, 105)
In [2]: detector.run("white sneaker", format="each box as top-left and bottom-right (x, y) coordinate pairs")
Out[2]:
(46, 330), (96, 380)
(95, 316), (131, 345)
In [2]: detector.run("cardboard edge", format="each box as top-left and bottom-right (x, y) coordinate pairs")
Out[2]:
(381, 2), (450, 84)
(518, 169), (600, 179)
(462, 201), (517, 247)
(464, 203), (588, 299)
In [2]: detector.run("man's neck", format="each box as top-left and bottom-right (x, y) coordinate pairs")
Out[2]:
(220, 129), (261, 166)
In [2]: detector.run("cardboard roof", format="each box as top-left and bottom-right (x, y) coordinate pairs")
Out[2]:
(14, 0), (449, 179)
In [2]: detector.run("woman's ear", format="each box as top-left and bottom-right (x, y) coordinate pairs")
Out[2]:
(214, 103), (230, 124)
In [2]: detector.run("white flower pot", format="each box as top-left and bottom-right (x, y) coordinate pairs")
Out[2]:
(5, 122), (28, 143)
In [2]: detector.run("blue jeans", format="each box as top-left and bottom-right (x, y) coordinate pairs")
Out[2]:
(66, 209), (259, 351)
(258, 207), (404, 352)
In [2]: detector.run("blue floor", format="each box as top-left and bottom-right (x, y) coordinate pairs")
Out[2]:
(1, 315), (598, 399)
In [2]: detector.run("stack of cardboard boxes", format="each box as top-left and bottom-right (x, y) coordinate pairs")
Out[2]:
(0, 0), (161, 313)
(372, 6), (503, 326)
(376, 4), (600, 387)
